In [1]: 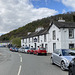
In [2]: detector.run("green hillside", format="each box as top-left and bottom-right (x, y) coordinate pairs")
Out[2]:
(0, 12), (75, 41)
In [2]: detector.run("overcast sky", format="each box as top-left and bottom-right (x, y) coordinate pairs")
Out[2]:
(0, 0), (75, 35)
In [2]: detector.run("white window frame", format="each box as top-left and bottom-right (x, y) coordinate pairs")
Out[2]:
(69, 29), (74, 39)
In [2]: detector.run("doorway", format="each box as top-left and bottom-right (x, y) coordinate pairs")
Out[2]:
(53, 43), (56, 51)
(34, 43), (36, 48)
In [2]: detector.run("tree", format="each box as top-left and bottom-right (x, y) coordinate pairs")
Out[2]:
(12, 37), (21, 47)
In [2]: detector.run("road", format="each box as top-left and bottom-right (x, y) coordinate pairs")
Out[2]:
(0, 48), (68, 75)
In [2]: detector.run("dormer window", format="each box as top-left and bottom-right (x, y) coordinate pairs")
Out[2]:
(69, 29), (74, 39)
(35, 27), (44, 32)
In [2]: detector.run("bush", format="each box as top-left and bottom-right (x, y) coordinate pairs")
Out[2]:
(70, 48), (75, 50)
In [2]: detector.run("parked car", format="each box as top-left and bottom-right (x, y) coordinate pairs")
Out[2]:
(11, 47), (17, 52)
(51, 49), (75, 71)
(10, 47), (13, 51)
(27, 48), (36, 54)
(68, 58), (75, 75)
(18, 47), (24, 53)
(33, 47), (47, 55)
(30, 48), (36, 54)
(14, 48), (18, 52)
(27, 49), (30, 54)
(24, 47), (30, 53)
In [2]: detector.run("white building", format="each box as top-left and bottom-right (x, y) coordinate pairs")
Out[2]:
(0, 41), (9, 47)
(21, 21), (75, 53)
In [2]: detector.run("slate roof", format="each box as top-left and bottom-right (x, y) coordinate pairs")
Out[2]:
(24, 27), (49, 38)
(53, 22), (75, 28)
(22, 21), (75, 39)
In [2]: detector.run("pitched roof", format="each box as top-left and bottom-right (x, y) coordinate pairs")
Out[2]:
(22, 27), (49, 39)
(27, 28), (49, 38)
(22, 21), (75, 39)
(53, 22), (75, 28)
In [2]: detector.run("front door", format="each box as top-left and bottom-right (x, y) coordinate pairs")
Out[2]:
(53, 43), (56, 51)
(34, 43), (36, 48)
(45, 44), (47, 51)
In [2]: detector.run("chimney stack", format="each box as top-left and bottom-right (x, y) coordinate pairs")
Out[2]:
(58, 17), (65, 22)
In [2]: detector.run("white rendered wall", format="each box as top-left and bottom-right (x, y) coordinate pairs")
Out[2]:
(48, 24), (61, 53)
(61, 28), (75, 49)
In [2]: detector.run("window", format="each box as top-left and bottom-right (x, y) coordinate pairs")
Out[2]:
(53, 30), (56, 40)
(29, 44), (30, 47)
(42, 44), (44, 48)
(69, 29), (74, 39)
(22, 39), (24, 43)
(54, 49), (59, 54)
(26, 39), (27, 43)
(44, 34), (46, 42)
(32, 37), (33, 43)
(38, 36), (39, 43)
(69, 44), (74, 48)
(29, 38), (30, 43)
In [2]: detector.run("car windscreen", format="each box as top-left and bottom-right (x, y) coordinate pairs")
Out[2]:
(39, 48), (46, 50)
(25, 47), (29, 49)
(30, 48), (36, 50)
(62, 49), (71, 56)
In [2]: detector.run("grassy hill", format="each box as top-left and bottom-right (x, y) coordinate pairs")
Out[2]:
(0, 11), (75, 41)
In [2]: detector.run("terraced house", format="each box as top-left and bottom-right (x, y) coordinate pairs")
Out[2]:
(21, 20), (75, 53)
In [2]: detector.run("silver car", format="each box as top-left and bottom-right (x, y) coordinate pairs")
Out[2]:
(51, 49), (75, 71)
(18, 47), (25, 53)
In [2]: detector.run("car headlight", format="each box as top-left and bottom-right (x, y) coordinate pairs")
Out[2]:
(65, 60), (69, 64)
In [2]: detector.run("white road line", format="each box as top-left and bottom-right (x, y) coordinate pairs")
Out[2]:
(18, 54), (23, 63)
(19, 54), (21, 57)
(18, 54), (22, 75)
(20, 57), (22, 62)
(18, 65), (22, 75)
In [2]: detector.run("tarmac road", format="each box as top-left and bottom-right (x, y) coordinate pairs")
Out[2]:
(0, 48), (68, 75)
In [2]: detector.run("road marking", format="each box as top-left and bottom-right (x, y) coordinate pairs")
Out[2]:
(18, 54), (22, 63)
(19, 54), (21, 57)
(18, 65), (21, 75)
(20, 57), (22, 62)
(18, 54), (22, 75)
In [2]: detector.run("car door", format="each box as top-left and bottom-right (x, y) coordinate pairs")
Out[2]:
(56, 49), (62, 66)
(52, 49), (59, 64)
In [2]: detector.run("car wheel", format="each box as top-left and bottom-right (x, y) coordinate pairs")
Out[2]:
(61, 61), (66, 71)
(51, 58), (54, 65)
